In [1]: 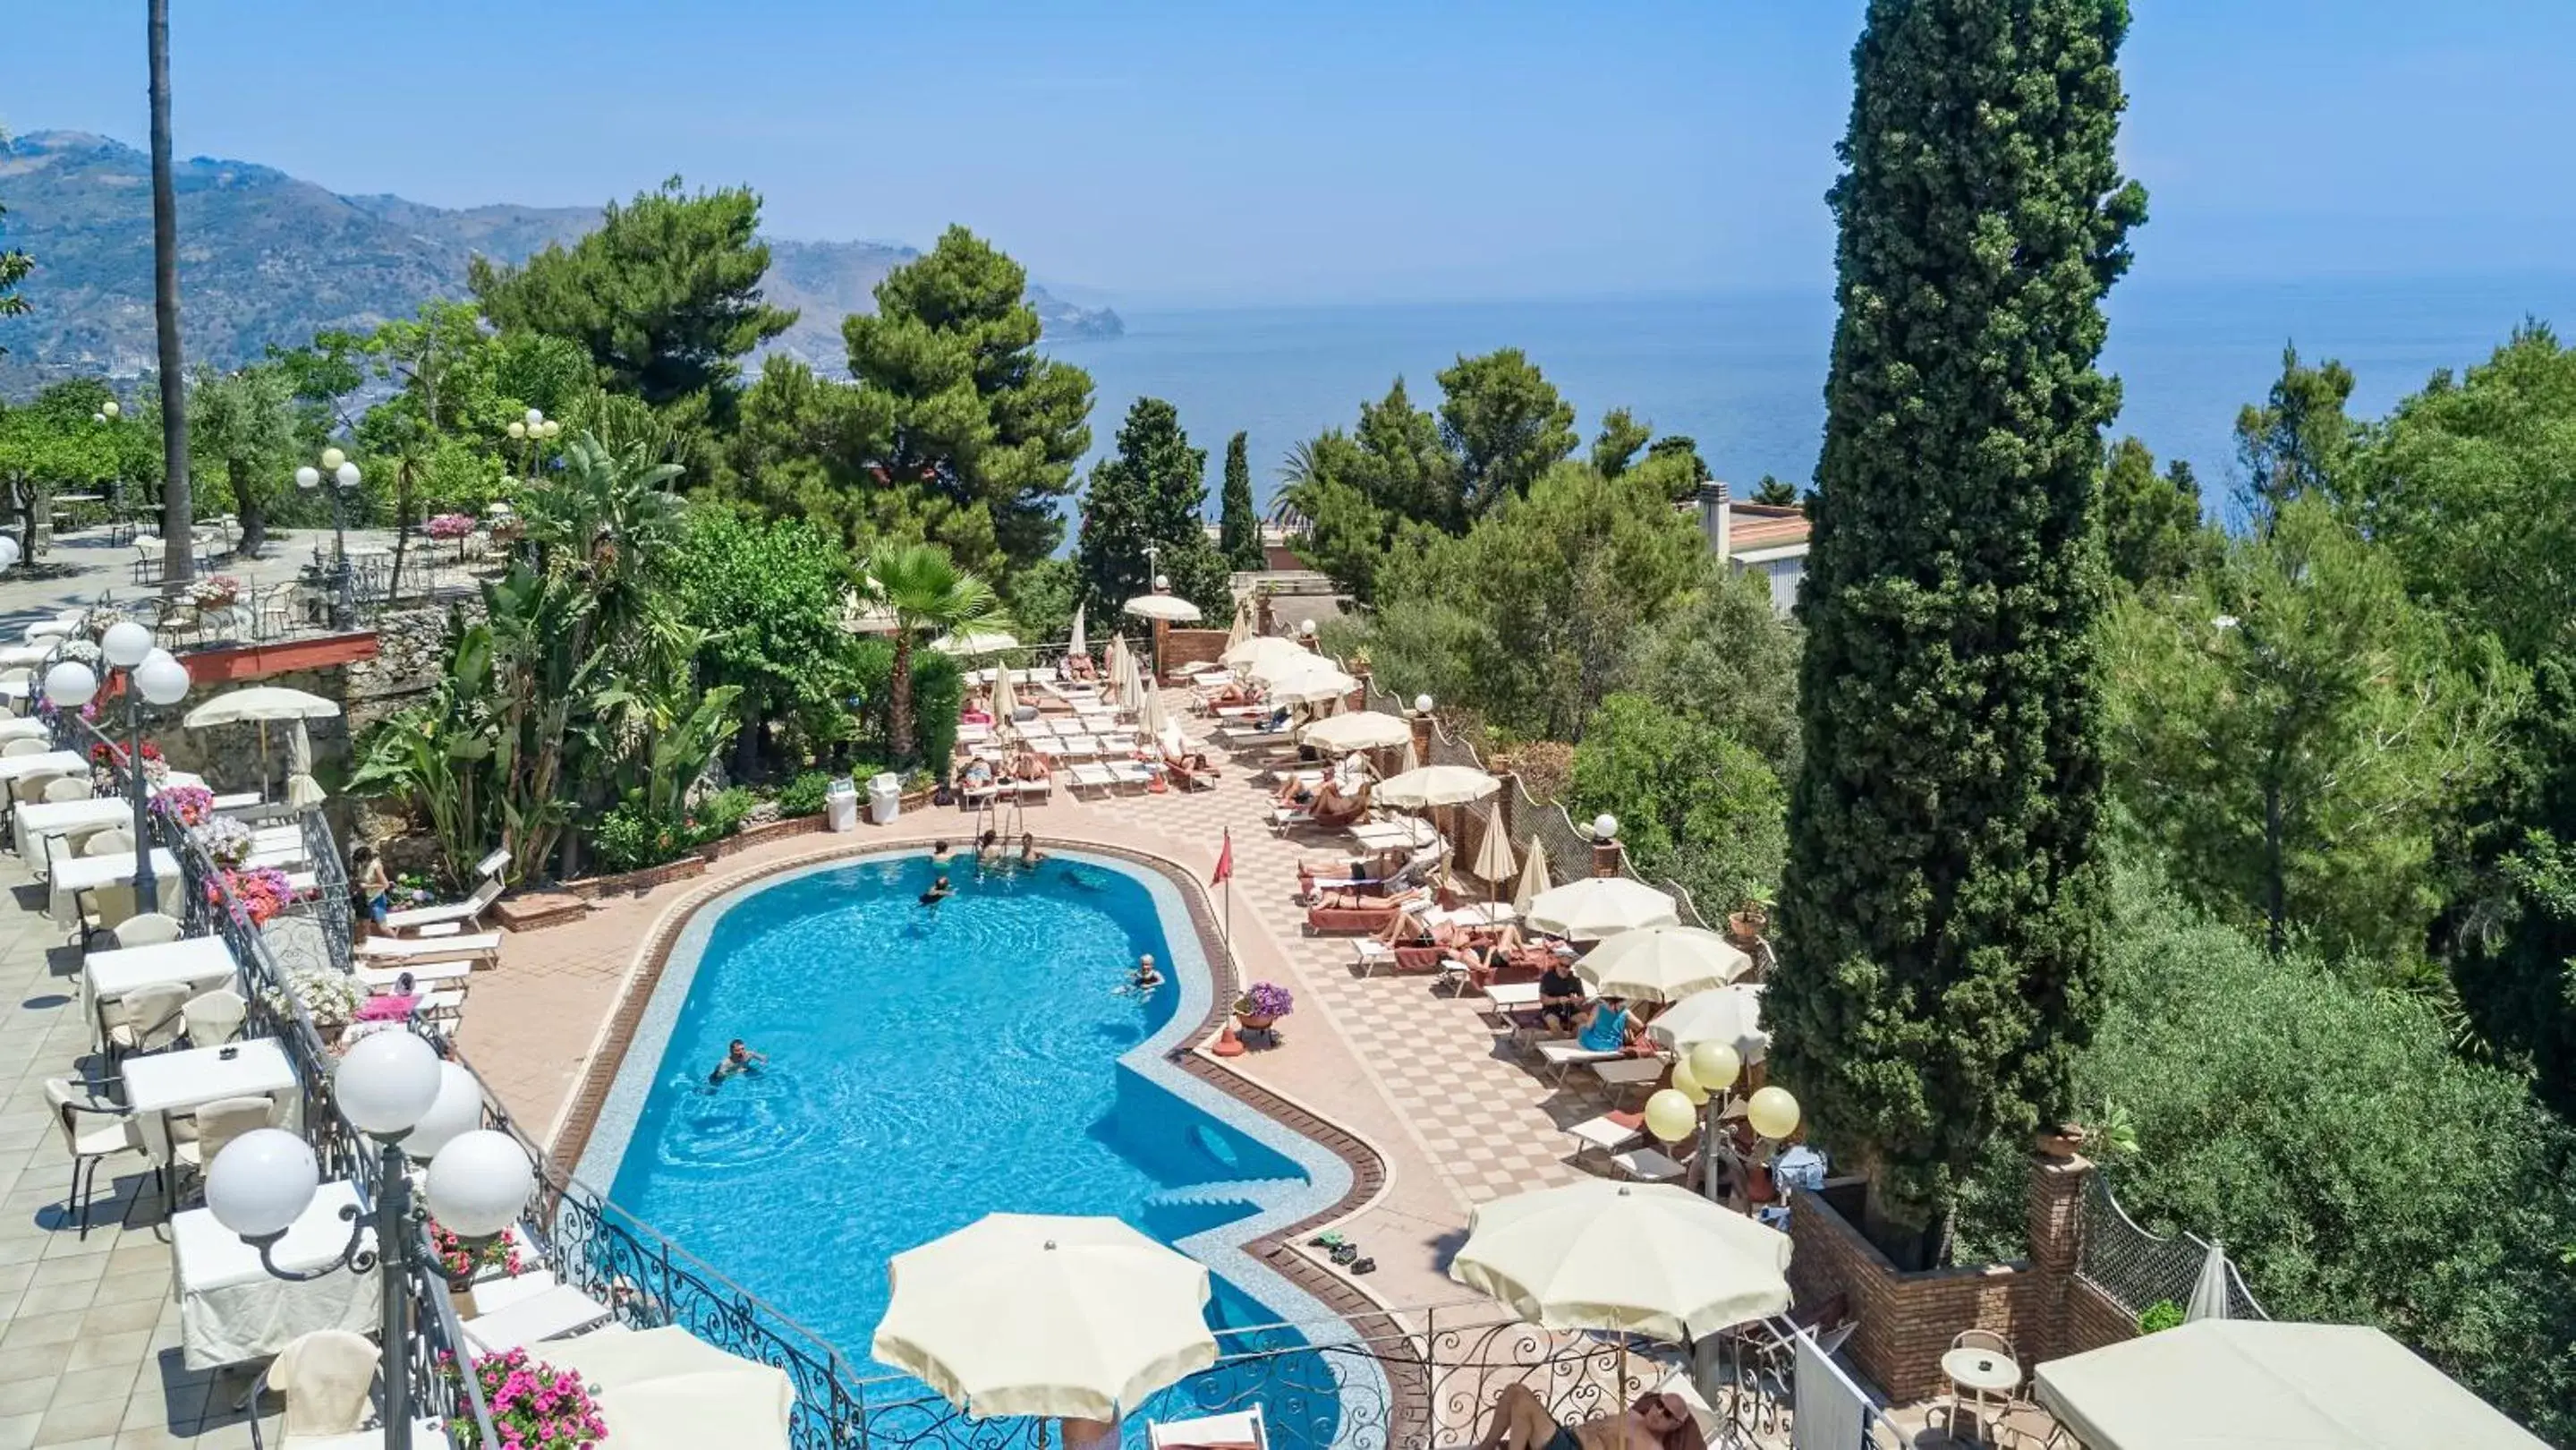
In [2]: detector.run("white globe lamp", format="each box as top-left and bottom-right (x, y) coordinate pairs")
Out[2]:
(1594, 813), (1620, 843)
(333, 1030), (443, 1139)
(43, 661), (98, 709)
(135, 650), (191, 706)
(1414, 694), (1433, 715)
(524, 408), (544, 429)
(1153, 574), (1169, 592)
(0, 534), (21, 573)
(204, 1129), (322, 1241)
(507, 421), (526, 439)
(295, 465), (321, 491)
(334, 461), (361, 490)
(540, 418), (561, 439)
(423, 1130), (536, 1238)
(319, 447), (346, 472)
(100, 620), (153, 670)
(102, 399), (119, 419)
(404, 1062), (485, 1162)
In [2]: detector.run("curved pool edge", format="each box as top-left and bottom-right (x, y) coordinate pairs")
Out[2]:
(548, 834), (1406, 1378)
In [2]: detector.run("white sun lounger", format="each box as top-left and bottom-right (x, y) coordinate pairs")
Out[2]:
(357, 960), (473, 991)
(1536, 1037), (1623, 1081)
(358, 932), (501, 962)
(1567, 1112), (1644, 1161)
(461, 1284), (615, 1353)
(383, 875), (505, 935)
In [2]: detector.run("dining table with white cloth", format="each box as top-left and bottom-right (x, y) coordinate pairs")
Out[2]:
(0, 749), (86, 787)
(47, 847), (180, 924)
(14, 770), (208, 872)
(0, 717), (48, 742)
(81, 935), (239, 1050)
(121, 1036), (302, 1163)
(172, 1178), (381, 1369)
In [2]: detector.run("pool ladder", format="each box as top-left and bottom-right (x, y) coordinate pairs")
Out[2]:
(974, 791), (1027, 851)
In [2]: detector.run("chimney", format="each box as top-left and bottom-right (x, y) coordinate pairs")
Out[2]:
(1696, 481), (1732, 565)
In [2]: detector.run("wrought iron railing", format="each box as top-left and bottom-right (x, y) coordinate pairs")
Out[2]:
(2078, 1173), (2267, 1322)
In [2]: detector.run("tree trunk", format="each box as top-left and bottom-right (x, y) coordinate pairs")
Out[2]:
(891, 636), (917, 765)
(387, 455), (416, 605)
(733, 695), (761, 778)
(230, 462), (268, 558)
(146, 0), (191, 590)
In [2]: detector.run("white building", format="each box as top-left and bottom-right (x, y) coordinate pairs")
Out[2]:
(1696, 482), (1809, 615)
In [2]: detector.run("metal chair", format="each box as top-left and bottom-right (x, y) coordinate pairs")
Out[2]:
(112, 912), (184, 948)
(43, 1077), (133, 1238)
(103, 981), (191, 1067)
(247, 1329), (379, 1450)
(41, 776), (93, 803)
(183, 989), (248, 1046)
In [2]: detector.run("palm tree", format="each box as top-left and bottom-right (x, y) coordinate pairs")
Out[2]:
(147, 0), (191, 587)
(861, 541), (1007, 764)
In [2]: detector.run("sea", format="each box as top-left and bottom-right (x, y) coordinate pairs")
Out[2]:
(1046, 273), (2576, 522)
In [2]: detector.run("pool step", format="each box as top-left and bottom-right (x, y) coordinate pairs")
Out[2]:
(1143, 1177), (1299, 1212)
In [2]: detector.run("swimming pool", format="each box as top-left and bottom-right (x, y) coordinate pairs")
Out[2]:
(575, 847), (1366, 1431)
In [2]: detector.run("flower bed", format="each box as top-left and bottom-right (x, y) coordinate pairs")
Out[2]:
(152, 783), (216, 828)
(446, 1347), (607, 1450)
(208, 865), (297, 925)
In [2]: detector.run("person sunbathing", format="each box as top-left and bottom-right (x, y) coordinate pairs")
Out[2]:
(1309, 780), (1370, 827)
(1160, 734), (1219, 780)
(1202, 678), (1257, 709)
(1472, 1386), (1702, 1450)
(1065, 653), (1099, 680)
(1007, 749), (1049, 781)
(961, 759), (997, 791)
(1314, 882), (1425, 913)
(1274, 773), (1322, 808)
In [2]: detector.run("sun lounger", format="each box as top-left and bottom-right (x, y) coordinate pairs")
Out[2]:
(1068, 763), (1123, 795)
(1151, 1404), (1269, 1450)
(356, 931), (502, 964)
(357, 960), (473, 991)
(963, 777), (1052, 806)
(1593, 1057), (1668, 1102)
(1219, 726), (1293, 750)
(1536, 1037), (1623, 1081)
(1566, 1110), (1645, 1161)
(1304, 903), (1405, 935)
(383, 875), (505, 935)
(461, 1284), (616, 1352)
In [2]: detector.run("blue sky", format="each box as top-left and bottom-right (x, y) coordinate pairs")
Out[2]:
(6, 1), (2573, 305)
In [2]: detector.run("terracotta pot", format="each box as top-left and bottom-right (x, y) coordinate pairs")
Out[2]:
(1237, 1012), (1278, 1032)
(2036, 1123), (2089, 1160)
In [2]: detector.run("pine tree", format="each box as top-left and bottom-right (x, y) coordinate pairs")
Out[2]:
(1771, 0), (2147, 1257)
(1219, 431), (1263, 570)
(2100, 436), (2208, 590)
(1075, 398), (1230, 620)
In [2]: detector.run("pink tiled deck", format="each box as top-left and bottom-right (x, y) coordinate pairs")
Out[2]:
(463, 689), (1633, 1312)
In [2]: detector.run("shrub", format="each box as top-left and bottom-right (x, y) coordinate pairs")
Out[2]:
(696, 786), (758, 837)
(2136, 1301), (2184, 1335)
(589, 795), (724, 874)
(777, 771), (834, 818)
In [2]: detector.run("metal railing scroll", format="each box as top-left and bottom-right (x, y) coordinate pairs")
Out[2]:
(2078, 1173), (2267, 1323)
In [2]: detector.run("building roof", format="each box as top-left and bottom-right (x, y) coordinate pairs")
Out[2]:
(1727, 502), (1810, 556)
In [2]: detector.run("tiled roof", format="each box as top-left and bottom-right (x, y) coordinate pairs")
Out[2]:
(1729, 502), (1810, 554)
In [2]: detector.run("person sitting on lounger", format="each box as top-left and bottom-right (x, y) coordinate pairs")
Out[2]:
(1274, 772), (1321, 808)
(1202, 678), (1256, 708)
(1262, 704), (1294, 732)
(1066, 652), (1099, 681)
(1159, 729), (1219, 781)
(962, 695), (994, 727)
(919, 875), (955, 907)
(1537, 960), (1586, 1031)
(1471, 1386), (1703, 1450)
(1577, 996), (1637, 1054)
(1310, 780), (1370, 827)
(708, 1039), (768, 1087)
(1008, 749), (1049, 781)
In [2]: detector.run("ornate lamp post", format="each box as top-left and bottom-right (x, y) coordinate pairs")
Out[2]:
(206, 1032), (535, 1450)
(504, 409), (562, 484)
(296, 449), (364, 629)
(43, 626), (190, 913)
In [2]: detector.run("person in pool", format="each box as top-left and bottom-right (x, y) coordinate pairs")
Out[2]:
(919, 874), (955, 906)
(708, 1039), (768, 1086)
(931, 839), (954, 866)
(1019, 832), (1045, 868)
(976, 830), (1003, 866)
(1129, 954), (1163, 993)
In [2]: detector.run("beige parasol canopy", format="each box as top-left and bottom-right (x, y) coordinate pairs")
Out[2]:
(540, 1327), (794, 1450)
(1225, 599), (1253, 652)
(1511, 836), (1552, 915)
(1470, 815), (1519, 883)
(872, 1213), (1217, 1422)
(1526, 876), (1680, 940)
(2034, 1320), (2546, 1450)
(1646, 985), (1769, 1064)
(1448, 1180), (1791, 1343)
(932, 629), (1019, 656)
(1375, 764), (1501, 809)
(840, 590), (899, 635)
(1223, 634), (1308, 677)
(990, 660), (1021, 732)
(1124, 593), (1203, 623)
(1068, 603), (1088, 660)
(1139, 678), (1172, 740)
(1267, 663), (1360, 705)
(1578, 926), (1753, 1003)
(1299, 711), (1412, 753)
(186, 687), (342, 808)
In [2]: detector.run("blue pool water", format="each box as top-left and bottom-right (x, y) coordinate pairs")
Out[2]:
(599, 850), (1329, 1395)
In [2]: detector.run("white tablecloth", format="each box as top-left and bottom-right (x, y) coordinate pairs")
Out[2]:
(81, 936), (238, 1049)
(47, 847), (182, 923)
(0, 749), (85, 786)
(122, 1037), (301, 1162)
(0, 716), (48, 740)
(13, 770), (208, 874)
(172, 1180), (380, 1369)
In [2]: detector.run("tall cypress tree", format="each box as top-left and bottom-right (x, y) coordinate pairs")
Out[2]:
(1219, 431), (1263, 570)
(1770, 0), (2147, 1258)
(1075, 398), (1231, 620)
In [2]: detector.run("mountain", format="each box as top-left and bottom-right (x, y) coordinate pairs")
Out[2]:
(0, 130), (1120, 396)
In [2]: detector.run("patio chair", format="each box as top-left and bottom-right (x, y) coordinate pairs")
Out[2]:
(166, 1094), (280, 1202)
(104, 981), (191, 1067)
(43, 1076), (133, 1238)
(382, 874), (506, 935)
(183, 988), (249, 1046)
(1149, 1404), (1268, 1450)
(113, 912), (185, 948)
(40, 775), (92, 803)
(1935, 1328), (2023, 1446)
(247, 1328), (378, 1450)
(0, 736), (47, 757)
(84, 827), (132, 857)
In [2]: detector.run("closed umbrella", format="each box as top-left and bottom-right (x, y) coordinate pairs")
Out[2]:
(1449, 1179), (1791, 1343)
(1526, 876), (1679, 940)
(1577, 927), (1752, 1003)
(990, 661), (1021, 732)
(1511, 837), (1552, 916)
(284, 722), (327, 810)
(1375, 765), (1500, 809)
(873, 1213), (1217, 1421)
(1226, 599), (1253, 653)
(1139, 679), (1171, 742)
(1646, 985), (1768, 1064)
(1068, 603), (1088, 665)
(1470, 816), (1518, 906)
(2184, 1241), (2232, 1323)
(1299, 711), (1412, 753)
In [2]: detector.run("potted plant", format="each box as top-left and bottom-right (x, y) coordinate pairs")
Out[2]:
(193, 815), (255, 866)
(446, 1347), (607, 1450)
(2038, 1098), (2138, 1162)
(264, 964), (365, 1033)
(188, 574), (242, 610)
(152, 783), (216, 828)
(430, 1217), (526, 1295)
(1235, 981), (1295, 1037)
(1726, 887), (1773, 945)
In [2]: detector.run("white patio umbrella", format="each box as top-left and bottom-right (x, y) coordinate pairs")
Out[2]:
(932, 629), (1019, 657)
(1103, 634), (1130, 698)
(1299, 711), (1412, 753)
(1068, 603), (1088, 661)
(1123, 593), (1202, 624)
(873, 1213), (1217, 1421)
(1267, 664), (1359, 706)
(990, 659), (1021, 731)
(185, 686), (341, 807)
(1646, 985), (1769, 1064)
(1225, 599), (1253, 652)
(1578, 927), (1753, 1003)
(2184, 1240), (2232, 1323)
(1526, 875), (1679, 940)
(1449, 1179), (1791, 1343)
(1223, 634), (1306, 677)
(1512, 837), (1552, 916)
(1375, 764), (1500, 810)
(1469, 817), (1518, 907)
(540, 1327), (794, 1450)
(1139, 678), (1172, 741)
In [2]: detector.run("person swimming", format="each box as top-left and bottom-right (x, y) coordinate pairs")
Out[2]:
(931, 839), (953, 866)
(1121, 954), (1164, 996)
(919, 874), (955, 906)
(976, 830), (1003, 866)
(708, 1038), (768, 1087)
(1019, 832), (1044, 868)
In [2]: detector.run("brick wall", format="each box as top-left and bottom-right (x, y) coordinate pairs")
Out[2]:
(1160, 627), (1229, 672)
(1785, 1151), (2130, 1402)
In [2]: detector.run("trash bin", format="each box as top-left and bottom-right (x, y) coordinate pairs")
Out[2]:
(826, 776), (861, 832)
(866, 771), (903, 827)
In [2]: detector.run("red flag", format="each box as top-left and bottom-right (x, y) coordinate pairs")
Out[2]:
(1211, 829), (1234, 886)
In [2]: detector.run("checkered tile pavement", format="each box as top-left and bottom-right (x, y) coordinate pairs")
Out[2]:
(1082, 693), (1629, 1206)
